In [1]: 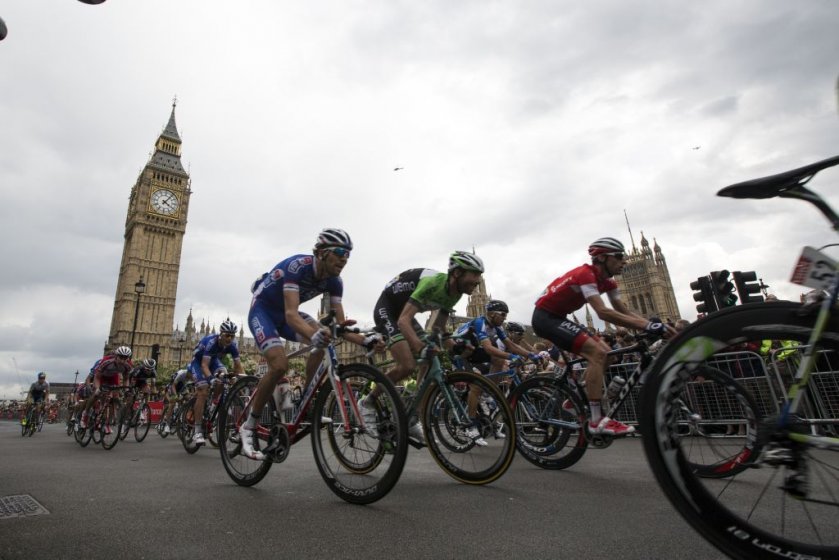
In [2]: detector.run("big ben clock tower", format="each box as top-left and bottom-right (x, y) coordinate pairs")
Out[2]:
(106, 101), (191, 362)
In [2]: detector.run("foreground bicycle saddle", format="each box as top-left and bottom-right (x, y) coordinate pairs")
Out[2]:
(717, 154), (839, 199)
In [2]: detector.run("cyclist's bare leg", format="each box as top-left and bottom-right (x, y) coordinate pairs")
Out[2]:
(363, 339), (416, 403)
(194, 384), (209, 434)
(577, 338), (609, 404)
(304, 348), (324, 388)
(248, 345), (288, 419)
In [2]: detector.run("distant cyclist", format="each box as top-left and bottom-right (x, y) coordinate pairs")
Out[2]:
(72, 361), (99, 430)
(161, 368), (193, 434)
(239, 228), (377, 460)
(124, 358), (157, 419)
(22, 372), (50, 426)
(532, 237), (675, 436)
(187, 320), (244, 445)
(504, 321), (536, 354)
(360, 250), (486, 444)
(81, 346), (134, 432)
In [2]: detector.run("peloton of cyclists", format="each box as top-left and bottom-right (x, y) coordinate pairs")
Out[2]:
(80, 346), (134, 433)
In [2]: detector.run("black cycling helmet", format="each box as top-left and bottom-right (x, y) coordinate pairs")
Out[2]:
(486, 300), (509, 314)
(506, 321), (525, 334)
(37, 371), (46, 379)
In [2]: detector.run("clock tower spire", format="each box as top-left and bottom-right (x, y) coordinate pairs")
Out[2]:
(106, 102), (192, 362)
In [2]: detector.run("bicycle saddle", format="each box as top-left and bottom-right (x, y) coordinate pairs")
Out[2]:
(718, 155), (839, 199)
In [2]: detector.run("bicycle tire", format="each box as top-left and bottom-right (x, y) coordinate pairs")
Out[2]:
(422, 371), (516, 485)
(179, 397), (202, 454)
(509, 376), (588, 470)
(311, 363), (408, 505)
(37, 411), (45, 432)
(134, 404), (151, 442)
(640, 302), (839, 559)
(218, 376), (274, 487)
(101, 401), (123, 450)
(75, 418), (92, 447)
(21, 410), (32, 437)
(118, 405), (132, 441)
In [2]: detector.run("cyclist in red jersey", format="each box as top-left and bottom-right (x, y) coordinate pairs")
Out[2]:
(532, 237), (676, 436)
(79, 345), (134, 431)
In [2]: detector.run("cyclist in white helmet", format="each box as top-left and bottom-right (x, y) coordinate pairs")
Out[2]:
(532, 237), (676, 436)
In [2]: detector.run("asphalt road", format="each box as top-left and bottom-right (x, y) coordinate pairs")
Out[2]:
(0, 421), (724, 560)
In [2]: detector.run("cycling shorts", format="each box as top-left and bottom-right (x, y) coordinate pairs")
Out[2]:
(248, 302), (316, 352)
(373, 295), (424, 346)
(76, 385), (93, 399)
(97, 373), (120, 388)
(31, 393), (46, 404)
(188, 360), (227, 385)
(531, 307), (591, 355)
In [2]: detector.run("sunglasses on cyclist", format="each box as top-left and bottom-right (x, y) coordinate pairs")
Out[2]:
(607, 252), (625, 260)
(327, 247), (351, 258)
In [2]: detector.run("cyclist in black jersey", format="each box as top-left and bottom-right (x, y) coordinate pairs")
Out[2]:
(361, 251), (485, 443)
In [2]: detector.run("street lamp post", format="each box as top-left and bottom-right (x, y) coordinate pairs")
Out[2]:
(130, 276), (146, 351)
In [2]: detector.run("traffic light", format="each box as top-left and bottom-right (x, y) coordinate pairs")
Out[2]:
(690, 276), (718, 314)
(710, 270), (738, 308)
(733, 271), (764, 304)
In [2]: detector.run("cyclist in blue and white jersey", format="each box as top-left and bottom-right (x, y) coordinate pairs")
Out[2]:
(22, 372), (50, 426)
(188, 320), (244, 445)
(454, 300), (538, 444)
(240, 228), (378, 460)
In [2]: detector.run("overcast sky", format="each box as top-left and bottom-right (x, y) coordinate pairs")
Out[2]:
(1, 1), (839, 398)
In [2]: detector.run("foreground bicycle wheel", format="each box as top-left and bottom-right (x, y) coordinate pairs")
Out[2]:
(509, 376), (588, 470)
(311, 363), (408, 505)
(179, 397), (201, 454)
(134, 403), (151, 442)
(218, 376), (274, 487)
(422, 371), (516, 485)
(101, 404), (123, 450)
(640, 302), (839, 559)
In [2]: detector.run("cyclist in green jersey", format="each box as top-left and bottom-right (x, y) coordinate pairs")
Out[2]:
(361, 251), (485, 443)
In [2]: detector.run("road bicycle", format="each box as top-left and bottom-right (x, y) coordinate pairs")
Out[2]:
(640, 154), (839, 559)
(391, 330), (517, 485)
(156, 382), (194, 439)
(118, 388), (153, 443)
(74, 385), (125, 450)
(20, 406), (43, 437)
(179, 376), (234, 454)
(509, 333), (762, 476)
(217, 312), (408, 505)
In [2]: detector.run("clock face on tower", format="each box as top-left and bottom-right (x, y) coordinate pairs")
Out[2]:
(150, 188), (180, 216)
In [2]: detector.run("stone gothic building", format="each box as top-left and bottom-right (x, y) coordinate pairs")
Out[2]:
(614, 232), (681, 323)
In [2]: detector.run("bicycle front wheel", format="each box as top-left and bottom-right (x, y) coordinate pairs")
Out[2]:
(311, 363), (408, 505)
(218, 376), (274, 487)
(134, 404), (151, 442)
(423, 371), (516, 485)
(101, 403), (123, 450)
(509, 376), (588, 470)
(179, 397), (201, 454)
(640, 302), (839, 559)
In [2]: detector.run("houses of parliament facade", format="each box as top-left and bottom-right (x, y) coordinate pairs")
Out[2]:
(106, 104), (680, 370)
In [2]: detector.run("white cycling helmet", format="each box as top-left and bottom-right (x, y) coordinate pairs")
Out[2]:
(315, 228), (353, 250)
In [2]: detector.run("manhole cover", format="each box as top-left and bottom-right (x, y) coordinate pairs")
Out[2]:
(0, 495), (50, 519)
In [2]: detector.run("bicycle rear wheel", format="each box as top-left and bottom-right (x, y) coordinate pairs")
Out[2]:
(218, 376), (274, 487)
(509, 376), (588, 470)
(311, 363), (408, 505)
(118, 405), (132, 441)
(134, 404), (151, 442)
(422, 371), (516, 485)
(640, 302), (839, 559)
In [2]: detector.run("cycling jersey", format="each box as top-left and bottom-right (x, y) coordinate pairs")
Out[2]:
(29, 381), (49, 402)
(249, 254), (344, 351)
(129, 366), (157, 388)
(374, 269), (462, 342)
(188, 334), (240, 382)
(95, 356), (133, 386)
(455, 316), (507, 365)
(534, 263), (619, 316)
